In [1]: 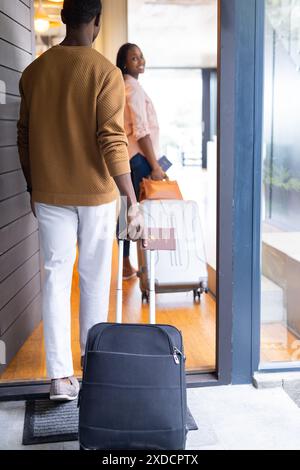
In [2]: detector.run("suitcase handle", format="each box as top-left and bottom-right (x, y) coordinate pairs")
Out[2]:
(116, 239), (124, 324)
(116, 229), (176, 325)
(116, 239), (156, 325)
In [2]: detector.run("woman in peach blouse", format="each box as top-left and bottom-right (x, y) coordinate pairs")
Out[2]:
(117, 43), (165, 279)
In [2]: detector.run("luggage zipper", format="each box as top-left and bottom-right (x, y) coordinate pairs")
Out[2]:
(95, 324), (184, 364)
(173, 347), (186, 365)
(173, 350), (180, 365)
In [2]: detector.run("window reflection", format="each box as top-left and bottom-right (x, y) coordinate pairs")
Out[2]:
(261, 0), (300, 364)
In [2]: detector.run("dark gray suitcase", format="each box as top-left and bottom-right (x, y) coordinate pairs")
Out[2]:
(78, 239), (187, 450)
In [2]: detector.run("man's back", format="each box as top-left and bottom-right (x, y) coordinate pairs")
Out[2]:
(18, 45), (130, 206)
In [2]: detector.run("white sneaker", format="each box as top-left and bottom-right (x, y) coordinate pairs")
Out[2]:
(49, 376), (80, 402)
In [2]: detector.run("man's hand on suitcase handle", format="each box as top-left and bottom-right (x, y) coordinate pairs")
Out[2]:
(127, 203), (144, 241)
(113, 173), (144, 242)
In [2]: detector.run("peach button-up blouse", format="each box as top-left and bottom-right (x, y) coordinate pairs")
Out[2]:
(124, 74), (160, 161)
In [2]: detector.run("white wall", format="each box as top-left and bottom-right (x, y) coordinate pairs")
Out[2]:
(94, 0), (128, 64)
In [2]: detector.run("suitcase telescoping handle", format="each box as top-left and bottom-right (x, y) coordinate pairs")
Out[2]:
(116, 239), (156, 325)
(116, 239), (124, 324)
(116, 228), (176, 325)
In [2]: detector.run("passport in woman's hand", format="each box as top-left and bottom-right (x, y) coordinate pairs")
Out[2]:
(158, 155), (172, 172)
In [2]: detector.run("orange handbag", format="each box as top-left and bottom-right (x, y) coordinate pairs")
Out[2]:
(139, 177), (183, 202)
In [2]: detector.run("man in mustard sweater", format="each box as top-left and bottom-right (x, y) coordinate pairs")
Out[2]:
(17, 0), (141, 401)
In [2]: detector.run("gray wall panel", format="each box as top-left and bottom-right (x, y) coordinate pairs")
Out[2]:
(0, 170), (26, 201)
(0, 295), (42, 376)
(0, 39), (32, 72)
(0, 230), (39, 283)
(0, 0), (31, 29)
(0, 12), (32, 52)
(0, 252), (40, 310)
(0, 193), (31, 228)
(0, 120), (17, 146)
(0, 66), (21, 96)
(0, 273), (40, 335)
(0, 1), (41, 382)
(0, 147), (21, 174)
(0, 98), (20, 120)
(0, 212), (37, 255)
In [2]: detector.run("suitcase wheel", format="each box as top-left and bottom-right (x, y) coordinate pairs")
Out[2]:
(142, 291), (150, 303)
(193, 289), (202, 303)
(200, 281), (209, 294)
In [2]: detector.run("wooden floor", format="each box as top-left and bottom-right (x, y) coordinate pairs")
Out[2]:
(261, 323), (300, 363)
(1, 241), (299, 381)
(0, 243), (217, 382)
(1, 235), (299, 381)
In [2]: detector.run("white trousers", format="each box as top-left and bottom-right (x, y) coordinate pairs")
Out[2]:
(35, 201), (117, 379)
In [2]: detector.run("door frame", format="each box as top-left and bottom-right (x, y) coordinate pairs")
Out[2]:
(0, 0), (267, 400)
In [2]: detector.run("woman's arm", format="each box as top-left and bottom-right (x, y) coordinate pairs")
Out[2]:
(126, 82), (165, 180)
(138, 135), (165, 180)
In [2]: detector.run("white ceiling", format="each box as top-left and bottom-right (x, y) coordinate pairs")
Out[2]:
(34, 0), (218, 67)
(146, 0), (216, 5)
(128, 0), (218, 68)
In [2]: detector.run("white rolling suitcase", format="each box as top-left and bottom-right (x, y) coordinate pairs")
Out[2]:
(137, 200), (208, 303)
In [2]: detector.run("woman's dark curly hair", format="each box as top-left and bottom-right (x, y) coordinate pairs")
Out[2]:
(116, 43), (140, 75)
(62, 0), (102, 28)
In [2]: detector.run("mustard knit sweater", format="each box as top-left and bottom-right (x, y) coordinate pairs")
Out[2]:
(17, 45), (130, 206)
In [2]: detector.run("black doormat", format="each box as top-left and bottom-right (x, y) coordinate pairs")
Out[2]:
(22, 399), (78, 445)
(22, 399), (198, 446)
